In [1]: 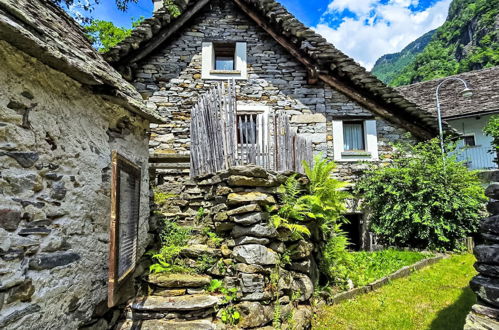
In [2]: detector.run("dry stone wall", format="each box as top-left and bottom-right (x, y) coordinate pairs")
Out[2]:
(466, 182), (499, 329)
(121, 165), (317, 329)
(0, 42), (151, 329)
(133, 0), (416, 182)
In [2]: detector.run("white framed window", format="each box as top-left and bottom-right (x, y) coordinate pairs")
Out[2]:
(202, 42), (248, 80)
(332, 120), (378, 161)
(463, 134), (476, 147)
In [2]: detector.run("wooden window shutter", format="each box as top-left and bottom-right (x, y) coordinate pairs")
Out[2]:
(108, 151), (141, 307)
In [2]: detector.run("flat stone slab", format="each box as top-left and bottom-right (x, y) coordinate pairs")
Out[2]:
(179, 245), (221, 258)
(132, 295), (220, 312)
(233, 244), (278, 265)
(231, 212), (268, 226)
(118, 319), (216, 330)
(226, 204), (261, 216)
(227, 175), (275, 187)
(147, 273), (211, 288)
(232, 224), (277, 238)
(227, 192), (276, 206)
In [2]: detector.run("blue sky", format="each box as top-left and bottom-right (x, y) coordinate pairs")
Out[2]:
(80, 0), (452, 70)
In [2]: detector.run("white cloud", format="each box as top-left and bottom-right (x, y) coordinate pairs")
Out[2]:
(314, 0), (452, 70)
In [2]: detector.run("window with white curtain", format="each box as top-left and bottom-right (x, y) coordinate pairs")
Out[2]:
(343, 121), (365, 151)
(332, 119), (379, 161)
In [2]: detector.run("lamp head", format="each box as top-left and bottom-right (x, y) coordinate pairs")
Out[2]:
(461, 87), (473, 98)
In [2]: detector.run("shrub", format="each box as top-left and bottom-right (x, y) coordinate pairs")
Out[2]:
(356, 139), (486, 251)
(484, 115), (499, 166)
(271, 155), (351, 284)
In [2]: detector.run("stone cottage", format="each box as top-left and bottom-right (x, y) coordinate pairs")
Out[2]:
(105, 0), (444, 248)
(0, 1), (163, 329)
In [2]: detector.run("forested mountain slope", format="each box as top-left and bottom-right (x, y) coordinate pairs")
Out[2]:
(372, 0), (499, 86)
(371, 30), (435, 85)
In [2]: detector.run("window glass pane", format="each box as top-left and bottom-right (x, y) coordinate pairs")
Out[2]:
(237, 114), (257, 144)
(463, 135), (476, 147)
(215, 56), (235, 70)
(343, 122), (365, 151)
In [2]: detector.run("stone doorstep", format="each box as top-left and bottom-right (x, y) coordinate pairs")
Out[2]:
(328, 255), (446, 304)
(131, 294), (221, 312)
(117, 319), (216, 330)
(146, 273), (212, 288)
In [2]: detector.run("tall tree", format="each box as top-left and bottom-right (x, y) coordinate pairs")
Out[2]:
(84, 17), (143, 52)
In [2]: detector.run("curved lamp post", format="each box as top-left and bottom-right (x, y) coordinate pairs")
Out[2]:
(435, 77), (474, 154)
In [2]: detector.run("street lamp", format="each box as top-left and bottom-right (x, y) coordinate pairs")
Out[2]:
(435, 77), (474, 154)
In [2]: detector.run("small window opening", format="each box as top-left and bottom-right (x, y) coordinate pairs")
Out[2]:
(214, 42), (236, 71)
(237, 114), (258, 144)
(463, 135), (476, 147)
(343, 121), (365, 151)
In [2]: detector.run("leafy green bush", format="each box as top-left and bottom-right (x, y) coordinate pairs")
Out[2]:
(356, 139), (486, 251)
(484, 115), (499, 166)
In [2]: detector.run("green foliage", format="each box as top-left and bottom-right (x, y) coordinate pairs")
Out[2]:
(313, 254), (477, 329)
(202, 227), (223, 248)
(206, 279), (224, 293)
(164, 0), (181, 18)
(484, 115), (499, 146)
(84, 17), (143, 52)
(303, 155), (349, 231)
(270, 155), (349, 241)
(153, 189), (176, 205)
(320, 224), (354, 288)
(148, 220), (192, 274)
(346, 249), (431, 287)
(207, 280), (240, 325)
(371, 29), (436, 85)
(484, 115), (499, 166)
(220, 306), (241, 326)
(196, 207), (206, 221)
(194, 254), (217, 273)
(356, 139), (486, 251)
(270, 175), (311, 238)
(389, 0), (499, 86)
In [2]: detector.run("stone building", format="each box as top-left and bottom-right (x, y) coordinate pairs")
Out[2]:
(106, 0), (444, 182)
(399, 66), (499, 171)
(105, 0), (444, 249)
(0, 1), (163, 329)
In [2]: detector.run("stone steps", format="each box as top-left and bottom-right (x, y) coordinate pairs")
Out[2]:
(118, 319), (216, 330)
(146, 273), (212, 289)
(131, 295), (221, 312)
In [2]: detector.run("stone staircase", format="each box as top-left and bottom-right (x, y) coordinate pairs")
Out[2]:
(119, 165), (317, 329)
(118, 261), (221, 329)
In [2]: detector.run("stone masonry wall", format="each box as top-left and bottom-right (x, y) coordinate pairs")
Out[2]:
(120, 165), (317, 329)
(0, 42), (151, 329)
(133, 0), (416, 182)
(465, 182), (499, 329)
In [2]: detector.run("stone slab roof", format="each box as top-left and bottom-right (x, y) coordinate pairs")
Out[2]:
(104, 0), (453, 140)
(397, 66), (499, 120)
(0, 0), (164, 123)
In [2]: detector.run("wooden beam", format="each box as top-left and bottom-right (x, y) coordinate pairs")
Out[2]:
(127, 0), (211, 64)
(232, 0), (434, 140)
